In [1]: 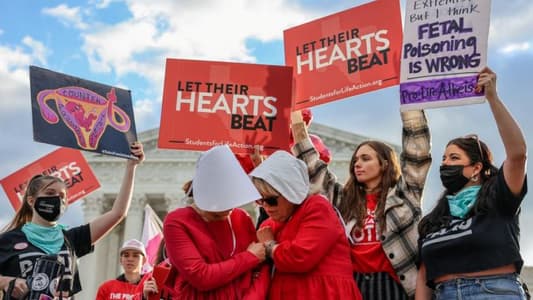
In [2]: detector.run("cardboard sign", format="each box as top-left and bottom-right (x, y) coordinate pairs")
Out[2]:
(0, 147), (100, 211)
(159, 59), (293, 154)
(399, 0), (491, 110)
(284, 0), (403, 110)
(30, 65), (138, 159)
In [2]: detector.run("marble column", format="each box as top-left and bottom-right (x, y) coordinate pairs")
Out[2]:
(77, 194), (104, 300)
(105, 222), (123, 278)
(122, 194), (145, 240)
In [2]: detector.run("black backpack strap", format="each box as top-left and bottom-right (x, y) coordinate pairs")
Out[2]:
(5, 277), (16, 300)
(59, 230), (77, 298)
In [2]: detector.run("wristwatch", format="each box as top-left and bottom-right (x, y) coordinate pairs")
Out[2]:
(264, 240), (277, 258)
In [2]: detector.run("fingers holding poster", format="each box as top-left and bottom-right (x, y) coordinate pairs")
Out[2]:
(400, 0), (491, 110)
(158, 59), (293, 154)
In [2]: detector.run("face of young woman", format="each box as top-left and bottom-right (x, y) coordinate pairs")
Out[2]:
(29, 180), (68, 224)
(442, 144), (477, 178)
(353, 145), (383, 188)
(260, 196), (295, 223)
(120, 250), (145, 274)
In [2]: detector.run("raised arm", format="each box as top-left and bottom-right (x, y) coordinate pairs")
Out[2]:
(90, 142), (145, 244)
(479, 67), (527, 195)
(291, 111), (343, 206)
(399, 109), (432, 203)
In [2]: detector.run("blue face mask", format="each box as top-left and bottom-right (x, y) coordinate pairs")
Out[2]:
(446, 185), (481, 218)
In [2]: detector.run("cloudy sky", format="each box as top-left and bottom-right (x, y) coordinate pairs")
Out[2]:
(0, 0), (532, 263)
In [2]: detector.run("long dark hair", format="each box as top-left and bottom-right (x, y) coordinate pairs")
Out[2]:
(2, 175), (66, 232)
(338, 141), (400, 231)
(418, 137), (498, 237)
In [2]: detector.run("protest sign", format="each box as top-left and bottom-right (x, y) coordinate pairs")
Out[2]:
(0, 147), (100, 211)
(284, 0), (403, 109)
(400, 0), (491, 110)
(159, 59), (293, 154)
(30, 65), (138, 159)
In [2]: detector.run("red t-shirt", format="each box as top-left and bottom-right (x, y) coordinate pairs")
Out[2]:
(350, 194), (399, 282)
(96, 273), (149, 300)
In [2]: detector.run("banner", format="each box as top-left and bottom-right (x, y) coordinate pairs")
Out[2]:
(30, 65), (138, 159)
(284, 0), (403, 110)
(0, 147), (100, 211)
(400, 0), (491, 110)
(159, 59), (293, 154)
(141, 204), (163, 273)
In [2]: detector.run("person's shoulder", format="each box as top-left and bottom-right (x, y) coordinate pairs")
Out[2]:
(0, 228), (25, 242)
(97, 278), (122, 290)
(305, 194), (332, 208)
(169, 206), (194, 217)
(164, 206), (195, 224)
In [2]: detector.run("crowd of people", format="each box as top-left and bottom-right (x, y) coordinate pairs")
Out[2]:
(0, 67), (529, 300)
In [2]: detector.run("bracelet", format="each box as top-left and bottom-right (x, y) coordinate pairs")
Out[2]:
(264, 240), (277, 258)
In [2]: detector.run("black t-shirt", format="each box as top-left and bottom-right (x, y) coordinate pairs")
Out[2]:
(419, 167), (527, 286)
(0, 224), (93, 299)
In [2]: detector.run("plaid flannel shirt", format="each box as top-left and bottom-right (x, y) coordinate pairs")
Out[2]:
(292, 110), (431, 297)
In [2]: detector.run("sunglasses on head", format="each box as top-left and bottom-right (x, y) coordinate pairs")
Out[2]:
(255, 196), (279, 206)
(463, 134), (484, 161)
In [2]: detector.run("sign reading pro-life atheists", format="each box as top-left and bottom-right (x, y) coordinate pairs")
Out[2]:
(159, 59), (293, 154)
(0, 147), (100, 211)
(30, 66), (138, 159)
(400, 0), (491, 110)
(284, 0), (403, 110)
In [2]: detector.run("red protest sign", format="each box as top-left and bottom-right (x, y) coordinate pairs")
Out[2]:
(0, 147), (100, 211)
(284, 0), (403, 110)
(159, 59), (293, 154)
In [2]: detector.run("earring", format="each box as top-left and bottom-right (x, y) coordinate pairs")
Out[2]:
(471, 174), (479, 182)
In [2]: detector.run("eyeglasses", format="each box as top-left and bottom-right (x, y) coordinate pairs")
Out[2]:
(463, 134), (484, 162)
(255, 196), (279, 206)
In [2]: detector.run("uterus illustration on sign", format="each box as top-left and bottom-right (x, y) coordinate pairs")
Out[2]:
(37, 87), (131, 150)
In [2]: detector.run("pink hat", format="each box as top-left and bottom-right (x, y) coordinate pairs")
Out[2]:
(119, 239), (146, 257)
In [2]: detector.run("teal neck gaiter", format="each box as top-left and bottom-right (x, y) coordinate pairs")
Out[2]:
(446, 185), (481, 219)
(21, 222), (66, 254)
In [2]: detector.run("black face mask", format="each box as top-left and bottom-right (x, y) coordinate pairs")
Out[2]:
(34, 196), (65, 222)
(440, 165), (470, 194)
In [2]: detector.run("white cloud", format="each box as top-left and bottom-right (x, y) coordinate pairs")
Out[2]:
(81, 0), (314, 82)
(0, 44), (33, 112)
(42, 4), (89, 30)
(90, 0), (114, 9)
(133, 98), (160, 130)
(499, 42), (530, 54)
(489, 3), (533, 48)
(22, 36), (49, 65)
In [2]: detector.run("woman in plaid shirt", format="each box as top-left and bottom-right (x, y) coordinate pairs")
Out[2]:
(291, 109), (431, 299)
